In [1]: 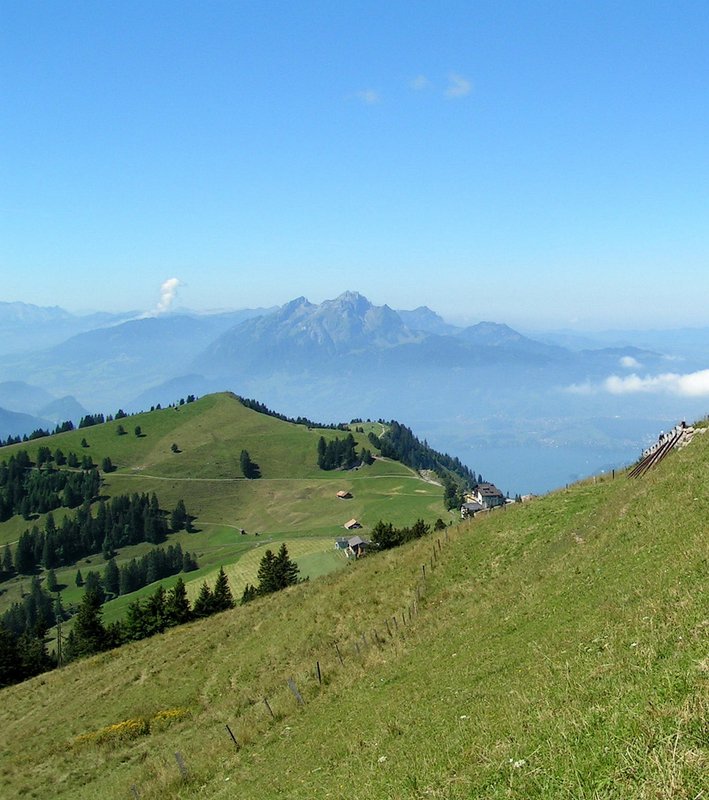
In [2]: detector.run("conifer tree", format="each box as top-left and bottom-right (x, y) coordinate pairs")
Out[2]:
(70, 588), (106, 658)
(125, 599), (149, 641)
(212, 567), (235, 611)
(240, 583), (258, 605)
(75, 568), (84, 587)
(2, 544), (13, 575)
(165, 577), (191, 625)
(53, 593), (65, 623)
(192, 582), (214, 618)
(256, 549), (278, 595)
(84, 571), (105, 604)
(371, 520), (398, 550)
(240, 450), (259, 478)
(0, 624), (21, 687)
(182, 551), (198, 572)
(17, 631), (54, 678)
(103, 558), (120, 596)
(273, 543), (299, 590)
(145, 585), (168, 634)
(171, 499), (187, 531)
(104, 620), (125, 649)
(14, 532), (35, 574)
(101, 534), (115, 560)
(45, 568), (58, 593)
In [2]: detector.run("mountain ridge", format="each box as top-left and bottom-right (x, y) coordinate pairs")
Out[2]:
(0, 292), (696, 494)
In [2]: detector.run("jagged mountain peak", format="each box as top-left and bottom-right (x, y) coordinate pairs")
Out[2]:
(397, 306), (459, 336)
(329, 289), (370, 308)
(278, 296), (314, 316)
(198, 292), (424, 373)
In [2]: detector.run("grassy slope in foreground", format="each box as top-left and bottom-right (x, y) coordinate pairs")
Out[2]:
(0, 429), (707, 799)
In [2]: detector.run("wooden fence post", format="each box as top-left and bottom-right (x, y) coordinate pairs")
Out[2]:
(225, 724), (240, 749)
(334, 642), (344, 666)
(174, 752), (189, 780)
(263, 697), (275, 719)
(287, 677), (305, 706)
(316, 661), (322, 685)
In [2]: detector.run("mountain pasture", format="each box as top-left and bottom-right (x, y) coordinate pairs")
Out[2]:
(0, 415), (706, 798)
(0, 393), (447, 621)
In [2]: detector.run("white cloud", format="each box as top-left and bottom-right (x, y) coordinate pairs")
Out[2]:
(564, 367), (709, 397)
(156, 277), (182, 314)
(620, 355), (642, 369)
(410, 74), (432, 91)
(356, 89), (380, 105)
(603, 369), (709, 397)
(445, 73), (472, 98)
(565, 381), (596, 395)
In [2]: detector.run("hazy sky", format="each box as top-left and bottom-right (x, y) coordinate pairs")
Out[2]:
(2, 1), (708, 329)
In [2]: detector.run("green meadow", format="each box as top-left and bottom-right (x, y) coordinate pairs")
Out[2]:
(0, 407), (706, 798)
(0, 392), (448, 621)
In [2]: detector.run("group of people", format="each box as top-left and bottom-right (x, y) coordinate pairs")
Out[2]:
(642, 421), (688, 459)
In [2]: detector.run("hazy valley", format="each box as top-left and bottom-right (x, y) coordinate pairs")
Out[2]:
(2, 292), (707, 495)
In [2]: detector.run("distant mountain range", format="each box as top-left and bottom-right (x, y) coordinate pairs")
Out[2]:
(1, 292), (706, 492)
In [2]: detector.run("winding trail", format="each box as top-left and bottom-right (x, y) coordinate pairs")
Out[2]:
(110, 459), (436, 486)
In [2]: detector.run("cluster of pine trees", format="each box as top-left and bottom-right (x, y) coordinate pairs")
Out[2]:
(0, 420), (76, 448)
(367, 420), (479, 507)
(0, 554), (209, 688)
(316, 434), (373, 471)
(3, 493), (191, 577)
(369, 518), (443, 551)
(0, 575), (55, 638)
(64, 568), (235, 663)
(103, 544), (198, 598)
(78, 413), (106, 428)
(1, 542), (300, 689)
(238, 396), (346, 429)
(241, 543), (300, 603)
(0, 577), (58, 687)
(0, 449), (100, 521)
(368, 421), (477, 485)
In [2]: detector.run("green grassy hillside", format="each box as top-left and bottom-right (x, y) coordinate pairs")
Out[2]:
(0, 421), (706, 798)
(0, 393), (448, 619)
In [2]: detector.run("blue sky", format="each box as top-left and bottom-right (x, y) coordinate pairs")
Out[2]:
(2, 0), (708, 329)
